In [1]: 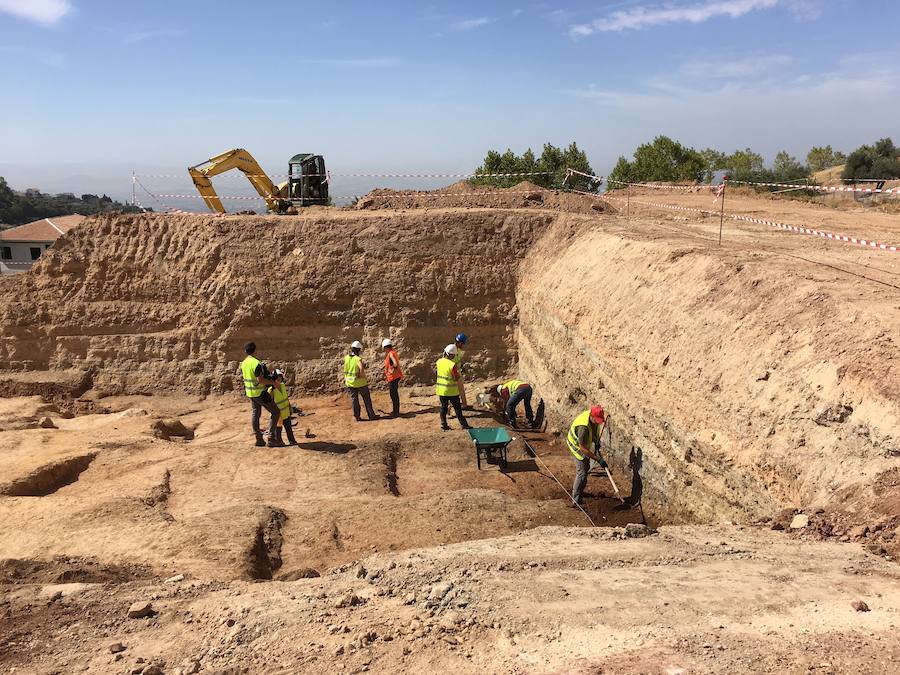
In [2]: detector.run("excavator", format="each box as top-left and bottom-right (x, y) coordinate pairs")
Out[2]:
(188, 148), (328, 214)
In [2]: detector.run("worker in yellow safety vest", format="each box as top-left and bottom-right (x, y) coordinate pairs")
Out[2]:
(496, 379), (535, 429)
(343, 340), (379, 422)
(269, 368), (297, 446)
(567, 405), (608, 507)
(436, 344), (471, 431)
(240, 341), (279, 447)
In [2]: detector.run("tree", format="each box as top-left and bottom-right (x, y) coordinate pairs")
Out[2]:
(842, 138), (900, 180)
(721, 148), (765, 181)
(471, 141), (598, 191)
(772, 151), (809, 182)
(606, 136), (705, 189)
(699, 148), (726, 183)
(0, 176), (143, 225)
(807, 145), (846, 172)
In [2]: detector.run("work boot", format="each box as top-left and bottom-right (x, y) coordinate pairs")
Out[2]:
(441, 424), (451, 431)
(461, 422), (472, 430)
(268, 439), (286, 448)
(255, 434), (265, 447)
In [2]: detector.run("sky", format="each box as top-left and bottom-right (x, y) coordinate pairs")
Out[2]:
(1, 0), (898, 208)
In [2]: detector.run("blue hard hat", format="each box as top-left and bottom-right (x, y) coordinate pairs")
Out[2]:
(455, 333), (468, 344)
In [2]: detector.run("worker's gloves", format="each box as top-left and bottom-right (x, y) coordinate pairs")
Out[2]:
(595, 456), (608, 469)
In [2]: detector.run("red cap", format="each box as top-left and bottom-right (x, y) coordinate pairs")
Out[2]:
(589, 405), (605, 423)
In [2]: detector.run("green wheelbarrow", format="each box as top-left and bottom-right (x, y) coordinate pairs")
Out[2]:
(467, 427), (512, 470)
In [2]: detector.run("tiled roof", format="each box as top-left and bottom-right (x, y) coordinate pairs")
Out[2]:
(0, 214), (86, 242)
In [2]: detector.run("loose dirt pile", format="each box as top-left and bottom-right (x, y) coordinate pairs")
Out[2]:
(355, 181), (611, 214)
(3, 524), (899, 674)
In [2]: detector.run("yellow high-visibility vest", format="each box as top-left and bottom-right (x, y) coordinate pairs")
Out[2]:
(272, 382), (290, 421)
(241, 356), (263, 398)
(435, 357), (459, 397)
(502, 379), (526, 394)
(453, 348), (464, 368)
(344, 354), (367, 388)
(566, 410), (596, 460)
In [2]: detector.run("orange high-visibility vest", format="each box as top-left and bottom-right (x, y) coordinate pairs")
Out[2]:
(384, 349), (404, 382)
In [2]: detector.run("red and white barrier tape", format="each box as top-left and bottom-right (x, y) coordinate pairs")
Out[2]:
(600, 193), (898, 253)
(727, 179), (900, 195)
(135, 170), (555, 180)
(607, 179), (716, 191)
(156, 189), (558, 202)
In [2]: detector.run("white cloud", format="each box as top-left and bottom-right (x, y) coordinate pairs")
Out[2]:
(570, 0), (780, 36)
(123, 28), (185, 44)
(680, 53), (792, 79)
(307, 58), (400, 68)
(450, 17), (494, 31)
(0, 0), (71, 25)
(565, 66), (899, 160)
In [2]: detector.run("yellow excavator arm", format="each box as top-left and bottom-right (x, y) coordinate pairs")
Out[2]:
(188, 148), (286, 213)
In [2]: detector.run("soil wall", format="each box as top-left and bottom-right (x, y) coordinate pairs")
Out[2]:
(517, 215), (900, 523)
(0, 209), (556, 395)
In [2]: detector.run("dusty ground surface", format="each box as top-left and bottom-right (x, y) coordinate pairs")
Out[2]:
(3, 520), (900, 674)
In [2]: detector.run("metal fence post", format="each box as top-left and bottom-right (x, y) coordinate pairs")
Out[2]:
(718, 177), (727, 246)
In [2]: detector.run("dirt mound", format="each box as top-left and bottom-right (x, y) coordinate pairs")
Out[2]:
(0, 555), (150, 584)
(355, 182), (611, 214)
(151, 418), (194, 441)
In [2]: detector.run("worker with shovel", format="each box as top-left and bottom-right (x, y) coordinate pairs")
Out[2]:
(566, 405), (609, 507)
(495, 379), (535, 429)
(343, 340), (379, 422)
(240, 341), (280, 447)
(436, 344), (471, 431)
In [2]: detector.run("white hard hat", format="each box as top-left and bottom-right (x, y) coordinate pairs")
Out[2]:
(382, 338), (393, 348)
(496, 385), (503, 395)
(444, 344), (457, 356)
(351, 340), (363, 349)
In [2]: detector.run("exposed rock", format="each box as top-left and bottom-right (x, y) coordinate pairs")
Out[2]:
(39, 416), (57, 429)
(109, 642), (127, 654)
(333, 592), (364, 609)
(279, 567), (321, 581)
(151, 418), (194, 441)
(789, 514), (809, 530)
(428, 581), (453, 601)
(624, 523), (653, 538)
(164, 574), (185, 584)
(127, 601), (155, 619)
(851, 600), (870, 612)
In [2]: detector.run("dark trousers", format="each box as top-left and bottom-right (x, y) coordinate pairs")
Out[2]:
(505, 385), (534, 427)
(250, 394), (280, 438)
(275, 418), (297, 445)
(348, 385), (377, 420)
(439, 395), (470, 429)
(388, 379), (401, 416)
(572, 454), (590, 504)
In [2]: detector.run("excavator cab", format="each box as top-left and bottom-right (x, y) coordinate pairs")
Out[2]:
(288, 154), (328, 206)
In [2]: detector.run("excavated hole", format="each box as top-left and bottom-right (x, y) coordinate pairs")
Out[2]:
(0, 453), (97, 497)
(245, 507), (288, 580)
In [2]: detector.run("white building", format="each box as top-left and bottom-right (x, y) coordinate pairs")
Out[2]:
(0, 215), (85, 274)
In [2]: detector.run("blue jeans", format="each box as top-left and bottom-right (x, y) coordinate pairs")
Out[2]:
(505, 385), (534, 427)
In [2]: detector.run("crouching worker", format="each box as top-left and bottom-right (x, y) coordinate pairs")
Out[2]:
(269, 369), (297, 446)
(436, 344), (470, 431)
(496, 379), (535, 429)
(240, 341), (279, 447)
(567, 405), (607, 507)
(344, 340), (378, 422)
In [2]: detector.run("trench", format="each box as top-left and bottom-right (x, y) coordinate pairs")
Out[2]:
(245, 507), (288, 581)
(0, 453), (97, 497)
